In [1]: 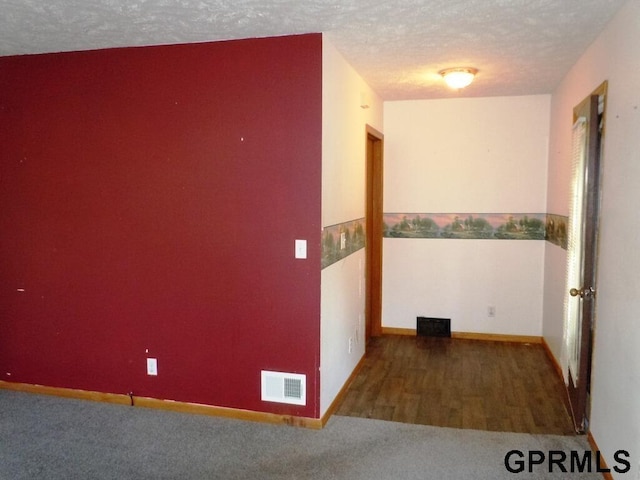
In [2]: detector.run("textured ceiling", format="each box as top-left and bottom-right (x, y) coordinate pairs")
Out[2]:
(0, 0), (628, 100)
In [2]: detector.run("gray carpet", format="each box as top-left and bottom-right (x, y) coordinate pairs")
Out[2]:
(0, 390), (602, 479)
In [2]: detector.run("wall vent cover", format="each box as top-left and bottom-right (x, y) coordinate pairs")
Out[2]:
(417, 317), (451, 337)
(261, 370), (306, 406)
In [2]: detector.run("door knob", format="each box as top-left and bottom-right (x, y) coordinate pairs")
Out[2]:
(569, 287), (595, 298)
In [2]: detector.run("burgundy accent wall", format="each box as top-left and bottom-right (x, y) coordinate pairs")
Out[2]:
(0, 34), (322, 417)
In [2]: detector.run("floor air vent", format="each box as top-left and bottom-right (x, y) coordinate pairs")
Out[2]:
(417, 317), (451, 337)
(261, 371), (306, 406)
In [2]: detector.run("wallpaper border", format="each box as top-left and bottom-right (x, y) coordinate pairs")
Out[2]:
(321, 212), (569, 269)
(322, 218), (365, 269)
(383, 213), (546, 240)
(545, 213), (568, 250)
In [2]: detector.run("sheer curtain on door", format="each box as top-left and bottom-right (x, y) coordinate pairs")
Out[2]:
(564, 116), (588, 383)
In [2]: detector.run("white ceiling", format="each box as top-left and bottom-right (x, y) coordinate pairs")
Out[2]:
(0, 0), (628, 100)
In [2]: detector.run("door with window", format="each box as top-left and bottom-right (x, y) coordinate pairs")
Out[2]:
(565, 82), (607, 433)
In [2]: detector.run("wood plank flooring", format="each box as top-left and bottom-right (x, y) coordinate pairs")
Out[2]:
(336, 335), (576, 435)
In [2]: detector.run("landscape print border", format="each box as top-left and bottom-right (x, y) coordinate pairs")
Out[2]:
(322, 218), (365, 269)
(323, 212), (567, 269)
(545, 213), (568, 250)
(383, 213), (546, 240)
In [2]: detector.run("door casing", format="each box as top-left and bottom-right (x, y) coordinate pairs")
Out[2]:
(365, 125), (383, 341)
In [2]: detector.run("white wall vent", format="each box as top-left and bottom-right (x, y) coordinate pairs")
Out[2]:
(261, 370), (306, 406)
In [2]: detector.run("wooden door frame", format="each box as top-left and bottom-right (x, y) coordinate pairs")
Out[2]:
(365, 125), (383, 340)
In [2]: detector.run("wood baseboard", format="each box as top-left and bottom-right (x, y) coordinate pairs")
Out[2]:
(452, 332), (542, 343)
(319, 353), (367, 427)
(381, 327), (415, 335)
(381, 327), (542, 344)
(0, 380), (132, 405)
(541, 337), (565, 381)
(587, 431), (615, 480)
(0, 380), (323, 430)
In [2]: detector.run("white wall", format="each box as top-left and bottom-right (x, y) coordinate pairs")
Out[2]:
(385, 96), (550, 213)
(541, 242), (566, 360)
(383, 96), (550, 335)
(383, 240), (545, 336)
(544, 0), (640, 474)
(320, 36), (382, 416)
(321, 39), (382, 228)
(540, 81), (572, 358)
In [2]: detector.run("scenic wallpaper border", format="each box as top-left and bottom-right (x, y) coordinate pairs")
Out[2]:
(322, 218), (365, 269)
(545, 213), (568, 250)
(384, 213), (546, 240)
(321, 213), (569, 269)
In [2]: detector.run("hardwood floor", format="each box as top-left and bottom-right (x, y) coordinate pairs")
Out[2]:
(336, 335), (576, 435)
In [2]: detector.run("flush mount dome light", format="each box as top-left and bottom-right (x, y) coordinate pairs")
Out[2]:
(439, 67), (478, 89)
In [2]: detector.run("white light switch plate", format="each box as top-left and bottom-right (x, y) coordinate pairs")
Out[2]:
(147, 358), (158, 376)
(295, 239), (307, 259)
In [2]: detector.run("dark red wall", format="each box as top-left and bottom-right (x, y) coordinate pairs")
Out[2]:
(0, 34), (322, 418)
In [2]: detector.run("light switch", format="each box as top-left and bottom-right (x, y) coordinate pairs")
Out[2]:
(295, 239), (307, 259)
(147, 358), (158, 376)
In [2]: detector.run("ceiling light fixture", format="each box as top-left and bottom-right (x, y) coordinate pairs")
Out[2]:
(439, 67), (478, 89)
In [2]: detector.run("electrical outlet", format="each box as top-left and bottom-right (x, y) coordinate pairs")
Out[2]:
(340, 232), (346, 250)
(348, 338), (353, 354)
(488, 305), (496, 318)
(147, 358), (158, 376)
